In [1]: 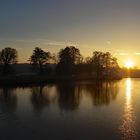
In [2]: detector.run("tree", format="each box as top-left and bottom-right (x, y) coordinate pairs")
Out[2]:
(0, 47), (18, 74)
(90, 51), (119, 79)
(91, 51), (104, 79)
(102, 52), (119, 78)
(59, 46), (82, 65)
(29, 47), (51, 73)
(56, 46), (82, 75)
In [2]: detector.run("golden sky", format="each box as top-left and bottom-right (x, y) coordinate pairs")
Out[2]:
(0, 0), (140, 67)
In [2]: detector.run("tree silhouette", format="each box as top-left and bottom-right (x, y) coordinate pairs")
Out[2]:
(59, 46), (82, 65)
(0, 47), (18, 74)
(90, 51), (119, 79)
(90, 51), (104, 79)
(29, 47), (51, 74)
(102, 52), (119, 78)
(56, 46), (82, 75)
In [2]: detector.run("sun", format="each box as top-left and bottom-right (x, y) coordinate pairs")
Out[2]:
(125, 60), (134, 68)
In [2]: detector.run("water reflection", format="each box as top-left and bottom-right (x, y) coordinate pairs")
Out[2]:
(81, 82), (119, 106)
(0, 81), (121, 139)
(0, 88), (17, 124)
(30, 85), (58, 113)
(120, 78), (137, 140)
(30, 82), (119, 113)
(57, 83), (81, 111)
(0, 88), (17, 111)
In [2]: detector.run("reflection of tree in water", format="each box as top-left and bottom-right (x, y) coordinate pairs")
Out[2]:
(0, 87), (17, 111)
(30, 85), (57, 112)
(57, 83), (81, 111)
(0, 88), (18, 127)
(30, 81), (119, 112)
(80, 82), (119, 106)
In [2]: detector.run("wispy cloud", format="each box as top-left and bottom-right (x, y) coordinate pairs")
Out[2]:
(114, 52), (129, 56)
(0, 38), (77, 47)
(113, 49), (130, 56)
(106, 41), (111, 45)
(135, 53), (140, 55)
(119, 53), (129, 56)
(43, 40), (77, 46)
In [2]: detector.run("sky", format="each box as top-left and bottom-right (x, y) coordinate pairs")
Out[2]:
(0, 0), (140, 67)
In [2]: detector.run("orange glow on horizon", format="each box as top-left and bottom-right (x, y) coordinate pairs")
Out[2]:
(124, 60), (134, 69)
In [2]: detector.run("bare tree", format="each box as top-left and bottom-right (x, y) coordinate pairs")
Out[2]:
(90, 51), (119, 79)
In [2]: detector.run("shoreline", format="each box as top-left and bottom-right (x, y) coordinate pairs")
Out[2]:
(0, 74), (122, 87)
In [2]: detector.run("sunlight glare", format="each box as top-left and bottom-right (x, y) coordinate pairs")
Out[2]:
(120, 78), (137, 139)
(126, 78), (131, 104)
(125, 60), (134, 69)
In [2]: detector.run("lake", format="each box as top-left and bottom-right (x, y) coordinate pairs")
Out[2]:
(0, 78), (139, 140)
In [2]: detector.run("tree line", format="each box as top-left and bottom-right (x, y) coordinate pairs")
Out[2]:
(0, 46), (121, 79)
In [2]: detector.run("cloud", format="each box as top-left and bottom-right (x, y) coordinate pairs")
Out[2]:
(45, 41), (77, 46)
(135, 53), (140, 55)
(113, 49), (129, 56)
(0, 38), (77, 47)
(106, 41), (111, 45)
(114, 52), (129, 56)
(119, 53), (129, 56)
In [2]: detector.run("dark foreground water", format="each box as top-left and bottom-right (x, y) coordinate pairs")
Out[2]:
(0, 78), (140, 140)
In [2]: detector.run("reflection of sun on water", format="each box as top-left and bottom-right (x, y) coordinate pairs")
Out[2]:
(120, 78), (137, 140)
(126, 78), (131, 105)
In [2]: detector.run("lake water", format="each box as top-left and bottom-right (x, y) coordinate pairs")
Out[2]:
(0, 78), (140, 140)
